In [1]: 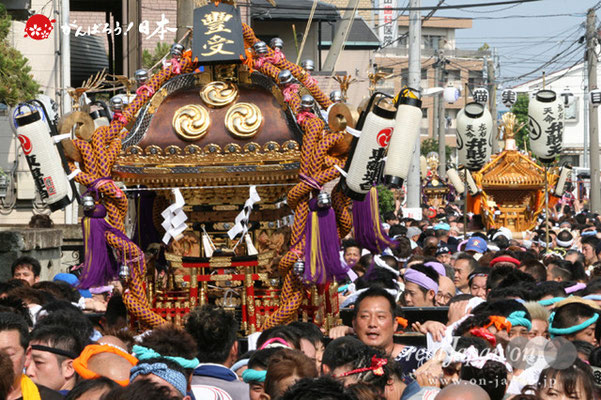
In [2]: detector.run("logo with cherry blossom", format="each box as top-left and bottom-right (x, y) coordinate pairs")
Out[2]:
(24, 14), (56, 40)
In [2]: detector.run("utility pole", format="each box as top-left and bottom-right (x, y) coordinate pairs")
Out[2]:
(405, 0), (422, 212)
(433, 67), (440, 153)
(177, 0), (194, 42)
(488, 57), (498, 154)
(587, 8), (601, 213)
(437, 45), (446, 178)
(322, 0), (361, 71)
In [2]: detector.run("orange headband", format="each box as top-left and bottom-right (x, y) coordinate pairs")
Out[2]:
(484, 315), (512, 334)
(73, 344), (138, 386)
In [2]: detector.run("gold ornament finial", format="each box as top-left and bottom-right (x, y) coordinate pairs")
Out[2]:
(501, 112), (525, 151)
(332, 75), (357, 101)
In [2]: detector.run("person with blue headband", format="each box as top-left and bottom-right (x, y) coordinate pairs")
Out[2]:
(130, 358), (190, 399)
(548, 301), (599, 346)
(507, 310), (532, 339)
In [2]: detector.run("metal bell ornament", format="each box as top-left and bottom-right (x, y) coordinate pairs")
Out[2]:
(316, 191), (331, 208)
(110, 96), (124, 112)
(278, 69), (294, 85)
(118, 263), (130, 281)
(329, 90), (343, 103)
(253, 41), (269, 56)
(170, 43), (184, 59)
(135, 69), (149, 86)
(293, 259), (305, 276)
(300, 95), (315, 112)
(82, 195), (95, 211)
(270, 37), (284, 50)
(301, 59), (315, 72)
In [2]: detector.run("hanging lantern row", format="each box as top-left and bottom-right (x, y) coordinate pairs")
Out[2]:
(501, 89), (517, 108)
(560, 87), (574, 107)
(472, 87), (489, 105)
(528, 89), (564, 163)
(455, 102), (493, 171)
(341, 93), (396, 200)
(443, 85), (460, 104)
(591, 88), (601, 106)
(500, 87), (577, 109)
(384, 88), (423, 188)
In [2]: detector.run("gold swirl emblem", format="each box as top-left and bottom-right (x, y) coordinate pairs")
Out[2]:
(172, 104), (210, 141)
(225, 103), (263, 139)
(200, 81), (238, 108)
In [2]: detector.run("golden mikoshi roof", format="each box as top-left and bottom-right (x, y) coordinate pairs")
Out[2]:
(479, 150), (544, 189)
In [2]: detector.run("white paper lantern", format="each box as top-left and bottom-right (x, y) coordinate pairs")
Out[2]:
(444, 86), (460, 104)
(529, 90), (539, 100)
(459, 167), (480, 195)
(341, 98), (396, 200)
(456, 102), (493, 171)
(501, 89), (517, 108)
(472, 87), (489, 104)
(560, 87), (574, 107)
(383, 94), (423, 188)
(446, 168), (465, 193)
(528, 89), (564, 163)
(420, 155), (428, 179)
(14, 109), (73, 211)
(553, 164), (573, 197)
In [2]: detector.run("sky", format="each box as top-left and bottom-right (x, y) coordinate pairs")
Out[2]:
(420, 0), (601, 89)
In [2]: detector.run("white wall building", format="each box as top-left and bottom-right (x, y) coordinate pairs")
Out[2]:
(512, 62), (593, 168)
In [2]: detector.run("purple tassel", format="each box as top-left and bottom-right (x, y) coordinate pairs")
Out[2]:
(132, 191), (161, 250)
(352, 187), (398, 254)
(304, 198), (347, 284)
(77, 204), (128, 289)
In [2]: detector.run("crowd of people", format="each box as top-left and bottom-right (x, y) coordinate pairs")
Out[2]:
(2, 200), (601, 400)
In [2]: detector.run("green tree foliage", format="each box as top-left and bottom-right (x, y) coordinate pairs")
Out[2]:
(0, 4), (40, 106)
(377, 185), (395, 215)
(420, 138), (453, 160)
(142, 42), (172, 69)
(510, 93), (530, 150)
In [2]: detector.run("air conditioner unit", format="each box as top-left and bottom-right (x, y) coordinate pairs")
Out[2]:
(3, 0), (32, 21)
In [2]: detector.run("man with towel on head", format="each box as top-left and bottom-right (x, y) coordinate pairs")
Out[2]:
(402, 264), (440, 307)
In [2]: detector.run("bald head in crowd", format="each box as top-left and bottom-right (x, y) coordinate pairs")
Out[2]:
(435, 382), (491, 400)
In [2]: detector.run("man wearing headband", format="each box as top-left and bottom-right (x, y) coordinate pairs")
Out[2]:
(0, 312), (63, 400)
(130, 358), (191, 399)
(402, 265), (439, 307)
(549, 302), (598, 346)
(556, 229), (575, 249)
(72, 343), (138, 386)
(137, 325), (199, 381)
(435, 246), (452, 266)
(186, 305), (249, 400)
(468, 268), (489, 300)
(25, 325), (84, 394)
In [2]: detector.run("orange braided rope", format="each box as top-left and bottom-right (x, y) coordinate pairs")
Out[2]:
(68, 52), (195, 328)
